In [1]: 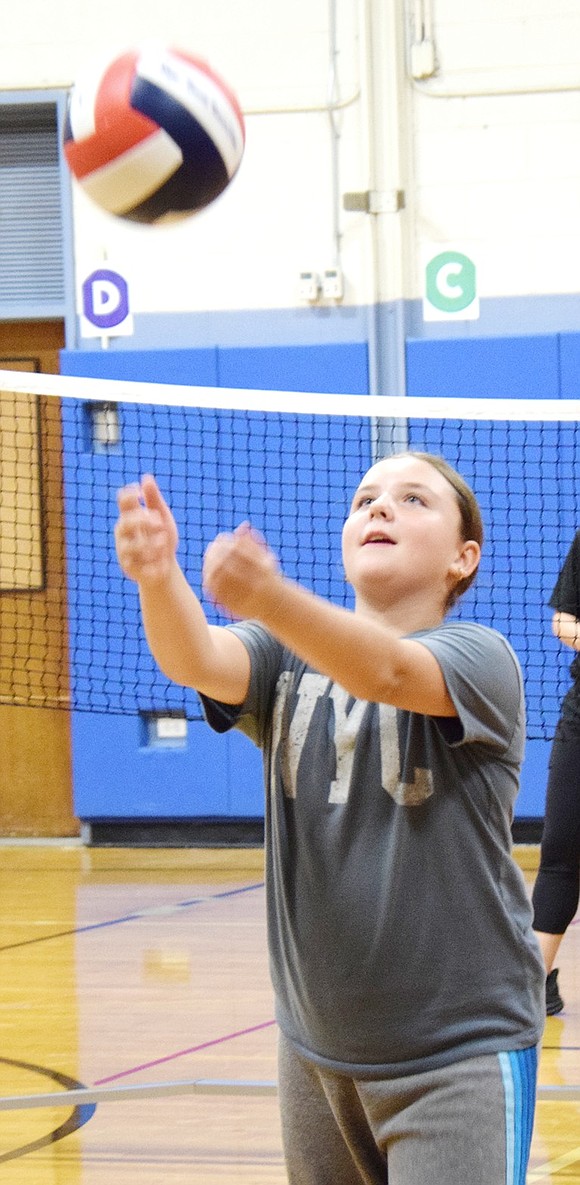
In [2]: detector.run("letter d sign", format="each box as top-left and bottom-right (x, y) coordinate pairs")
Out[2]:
(81, 268), (133, 337)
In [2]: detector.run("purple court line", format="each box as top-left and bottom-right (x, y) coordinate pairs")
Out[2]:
(93, 1019), (277, 1086)
(0, 882), (265, 955)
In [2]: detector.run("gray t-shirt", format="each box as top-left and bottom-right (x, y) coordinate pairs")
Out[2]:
(202, 619), (545, 1077)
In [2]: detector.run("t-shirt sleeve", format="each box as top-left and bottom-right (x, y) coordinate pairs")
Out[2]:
(199, 621), (284, 746)
(549, 531), (580, 617)
(415, 624), (524, 755)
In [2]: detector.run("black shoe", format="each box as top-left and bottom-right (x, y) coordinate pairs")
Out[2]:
(546, 968), (564, 1016)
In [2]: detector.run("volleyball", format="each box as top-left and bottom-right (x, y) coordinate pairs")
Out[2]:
(62, 44), (245, 225)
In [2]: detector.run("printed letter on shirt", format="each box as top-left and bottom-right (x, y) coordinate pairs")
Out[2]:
(379, 703), (434, 806)
(328, 684), (368, 803)
(271, 672), (328, 799)
(271, 671), (433, 807)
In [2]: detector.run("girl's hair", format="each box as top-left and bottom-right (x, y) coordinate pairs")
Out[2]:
(393, 451), (484, 610)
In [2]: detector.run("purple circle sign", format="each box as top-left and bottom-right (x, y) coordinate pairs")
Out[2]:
(82, 269), (130, 329)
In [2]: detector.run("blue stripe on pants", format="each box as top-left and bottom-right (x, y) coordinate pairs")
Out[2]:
(498, 1047), (538, 1185)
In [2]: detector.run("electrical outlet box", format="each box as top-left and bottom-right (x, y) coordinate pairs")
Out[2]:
(298, 271), (321, 302)
(323, 267), (344, 301)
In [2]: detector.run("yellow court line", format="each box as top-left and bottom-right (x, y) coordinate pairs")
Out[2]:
(528, 1145), (580, 1181)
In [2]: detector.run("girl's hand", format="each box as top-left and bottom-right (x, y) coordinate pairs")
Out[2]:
(115, 474), (179, 586)
(202, 522), (282, 619)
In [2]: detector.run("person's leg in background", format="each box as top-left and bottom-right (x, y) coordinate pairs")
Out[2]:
(532, 733), (580, 1013)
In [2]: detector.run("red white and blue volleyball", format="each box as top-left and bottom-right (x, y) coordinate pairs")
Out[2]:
(62, 44), (245, 224)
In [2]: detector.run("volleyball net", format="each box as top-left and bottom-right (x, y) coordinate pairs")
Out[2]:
(0, 366), (576, 740)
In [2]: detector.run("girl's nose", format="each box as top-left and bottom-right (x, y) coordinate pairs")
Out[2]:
(369, 492), (394, 518)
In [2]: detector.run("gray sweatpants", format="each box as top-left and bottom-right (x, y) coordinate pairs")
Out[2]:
(278, 1032), (537, 1185)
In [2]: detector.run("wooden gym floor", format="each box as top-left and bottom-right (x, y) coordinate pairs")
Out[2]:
(0, 843), (577, 1183)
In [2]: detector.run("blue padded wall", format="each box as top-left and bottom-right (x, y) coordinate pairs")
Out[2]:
(71, 716), (265, 818)
(559, 332), (580, 399)
(406, 333), (560, 400)
(60, 346), (220, 386)
(217, 342), (369, 394)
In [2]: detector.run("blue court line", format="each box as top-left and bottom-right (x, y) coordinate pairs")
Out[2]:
(0, 882), (265, 953)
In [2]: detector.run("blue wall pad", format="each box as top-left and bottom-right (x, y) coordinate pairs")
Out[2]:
(60, 346), (219, 386)
(558, 331), (580, 399)
(405, 334), (560, 399)
(217, 342), (369, 394)
(61, 341), (370, 395)
(518, 740), (549, 817)
(72, 713), (263, 818)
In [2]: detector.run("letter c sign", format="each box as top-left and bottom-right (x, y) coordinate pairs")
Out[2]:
(424, 251), (478, 320)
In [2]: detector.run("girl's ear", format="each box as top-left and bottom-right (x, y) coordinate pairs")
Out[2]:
(450, 540), (481, 580)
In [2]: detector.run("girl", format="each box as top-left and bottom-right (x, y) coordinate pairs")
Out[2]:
(115, 450), (544, 1185)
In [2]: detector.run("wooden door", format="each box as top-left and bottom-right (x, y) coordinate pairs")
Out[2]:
(0, 320), (78, 836)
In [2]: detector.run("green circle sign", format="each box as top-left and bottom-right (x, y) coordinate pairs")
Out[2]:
(425, 251), (477, 313)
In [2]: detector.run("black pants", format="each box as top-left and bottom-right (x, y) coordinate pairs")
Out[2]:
(532, 732), (580, 934)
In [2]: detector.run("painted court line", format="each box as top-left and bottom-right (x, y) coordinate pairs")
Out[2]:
(94, 1019), (277, 1085)
(0, 882), (265, 953)
(527, 1144), (580, 1181)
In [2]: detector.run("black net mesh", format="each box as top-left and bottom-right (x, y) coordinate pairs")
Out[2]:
(0, 377), (576, 740)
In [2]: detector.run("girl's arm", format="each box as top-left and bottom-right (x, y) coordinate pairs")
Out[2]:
(202, 524), (456, 717)
(115, 475), (250, 704)
(552, 610), (580, 652)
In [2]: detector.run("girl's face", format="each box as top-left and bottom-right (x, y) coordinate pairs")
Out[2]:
(341, 454), (479, 619)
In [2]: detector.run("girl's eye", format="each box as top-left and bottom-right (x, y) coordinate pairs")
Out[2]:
(403, 493), (426, 506)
